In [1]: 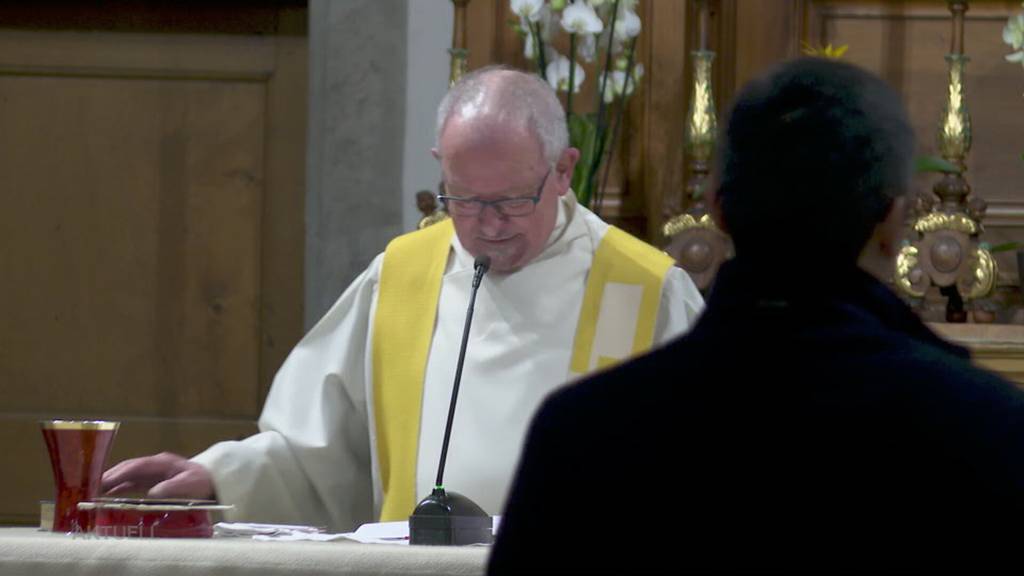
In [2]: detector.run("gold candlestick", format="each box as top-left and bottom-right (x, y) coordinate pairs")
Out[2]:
(663, 0), (731, 291)
(895, 0), (995, 314)
(684, 49), (717, 201)
(449, 0), (471, 86)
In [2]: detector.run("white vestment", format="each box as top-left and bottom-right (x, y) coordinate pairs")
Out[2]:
(192, 196), (704, 532)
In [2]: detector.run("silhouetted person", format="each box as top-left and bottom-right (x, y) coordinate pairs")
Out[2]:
(490, 58), (1024, 574)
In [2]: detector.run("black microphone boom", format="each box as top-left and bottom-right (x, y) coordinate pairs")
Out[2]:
(436, 254), (489, 487)
(409, 254), (494, 546)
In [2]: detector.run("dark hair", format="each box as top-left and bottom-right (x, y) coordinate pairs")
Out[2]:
(714, 58), (914, 266)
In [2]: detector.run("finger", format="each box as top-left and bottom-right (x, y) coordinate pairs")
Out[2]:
(103, 481), (138, 496)
(101, 458), (145, 491)
(148, 467), (215, 500)
(101, 458), (139, 485)
(101, 453), (186, 492)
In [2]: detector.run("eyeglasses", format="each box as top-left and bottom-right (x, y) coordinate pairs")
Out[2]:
(437, 169), (551, 218)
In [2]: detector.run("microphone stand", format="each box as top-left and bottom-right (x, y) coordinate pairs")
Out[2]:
(409, 256), (494, 546)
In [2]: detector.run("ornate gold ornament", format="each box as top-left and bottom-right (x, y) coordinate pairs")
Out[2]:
(912, 212), (978, 235)
(962, 246), (997, 300)
(685, 51), (717, 163)
(894, 243), (997, 302)
(895, 245), (926, 298)
(662, 213), (718, 237)
(938, 54), (972, 162)
(449, 0), (471, 86)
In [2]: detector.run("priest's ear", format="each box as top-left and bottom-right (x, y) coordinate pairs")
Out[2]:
(553, 147), (580, 195)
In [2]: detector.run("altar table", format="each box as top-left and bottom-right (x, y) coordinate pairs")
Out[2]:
(0, 528), (488, 576)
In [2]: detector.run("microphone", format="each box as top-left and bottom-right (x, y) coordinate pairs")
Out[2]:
(409, 254), (494, 546)
(472, 254), (490, 288)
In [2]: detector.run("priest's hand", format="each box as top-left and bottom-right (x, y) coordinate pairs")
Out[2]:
(102, 452), (216, 500)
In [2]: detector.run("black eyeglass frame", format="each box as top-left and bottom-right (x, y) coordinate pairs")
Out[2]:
(437, 168), (552, 218)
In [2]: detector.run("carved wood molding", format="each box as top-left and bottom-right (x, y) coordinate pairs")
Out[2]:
(0, 65), (271, 82)
(981, 201), (1024, 228)
(0, 29), (279, 74)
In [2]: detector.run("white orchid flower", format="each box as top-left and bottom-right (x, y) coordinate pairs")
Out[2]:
(578, 33), (598, 62)
(601, 71), (630, 103)
(527, 38), (559, 67)
(523, 19), (537, 59)
(601, 63), (644, 103)
(538, 3), (555, 41)
(1005, 12), (1024, 67)
(511, 0), (544, 23)
(521, 3), (555, 60)
(617, 0), (639, 13)
(633, 62), (645, 82)
(547, 54), (586, 93)
(601, 73), (618, 103)
(1004, 13), (1024, 49)
(614, 9), (642, 41)
(561, 1), (604, 35)
(545, 44), (559, 65)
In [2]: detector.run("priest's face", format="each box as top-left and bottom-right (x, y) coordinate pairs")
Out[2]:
(435, 118), (576, 273)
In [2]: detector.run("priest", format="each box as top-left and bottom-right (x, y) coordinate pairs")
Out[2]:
(101, 66), (704, 532)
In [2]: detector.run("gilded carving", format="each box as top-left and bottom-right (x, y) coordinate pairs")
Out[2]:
(938, 54), (972, 162)
(961, 247), (997, 301)
(895, 245), (927, 298)
(663, 213), (718, 237)
(912, 212), (978, 235)
(685, 51), (717, 162)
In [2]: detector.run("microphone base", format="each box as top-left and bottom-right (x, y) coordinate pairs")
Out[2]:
(408, 487), (493, 546)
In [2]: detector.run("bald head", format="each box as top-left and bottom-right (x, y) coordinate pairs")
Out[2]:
(432, 67), (579, 274)
(435, 66), (568, 164)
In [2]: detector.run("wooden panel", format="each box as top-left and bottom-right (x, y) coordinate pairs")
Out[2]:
(260, 29), (308, 401)
(0, 0), (307, 35)
(710, 0), (739, 123)
(643, 0), (688, 240)
(733, 0), (802, 90)
(0, 8), (306, 526)
(0, 36), (266, 418)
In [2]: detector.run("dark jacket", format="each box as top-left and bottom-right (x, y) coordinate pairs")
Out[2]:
(489, 260), (1024, 574)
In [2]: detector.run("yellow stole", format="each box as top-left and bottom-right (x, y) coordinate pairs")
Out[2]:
(372, 220), (673, 521)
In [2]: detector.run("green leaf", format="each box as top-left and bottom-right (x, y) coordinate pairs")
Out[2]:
(987, 242), (1021, 253)
(914, 155), (961, 174)
(568, 113), (599, 208)
(692, 180), (707, 201)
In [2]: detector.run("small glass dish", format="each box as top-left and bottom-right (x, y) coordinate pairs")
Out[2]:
(78, 497), (233, 538)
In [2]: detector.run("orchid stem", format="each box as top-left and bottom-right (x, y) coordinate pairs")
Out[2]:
(595, 0), (621, 136)
(567, 33), (576, 121)
(589, 0), (621, 213)
(594, 38), (637, 214)
(533, 21), (548, 82)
